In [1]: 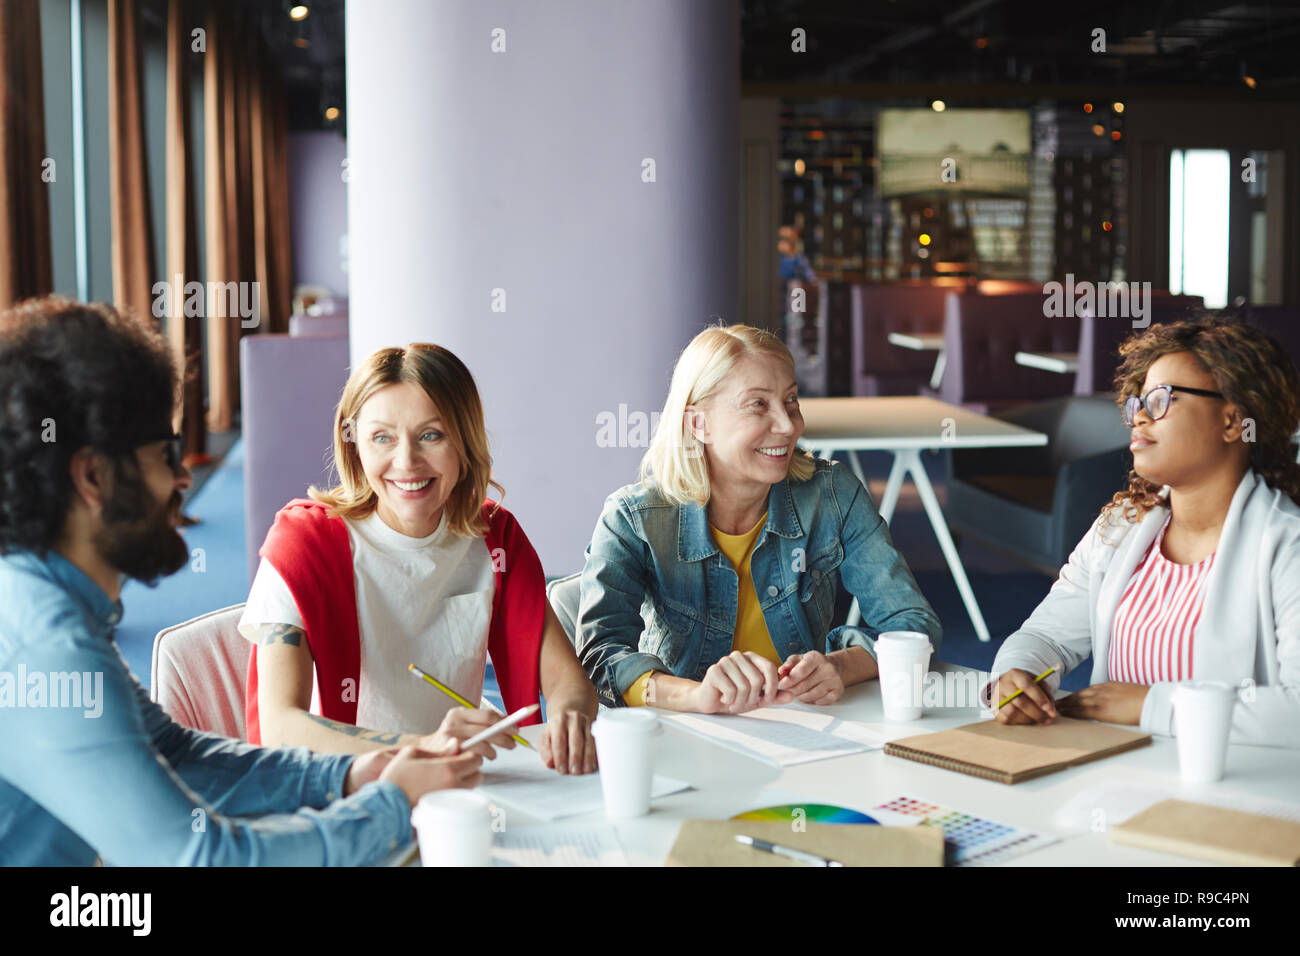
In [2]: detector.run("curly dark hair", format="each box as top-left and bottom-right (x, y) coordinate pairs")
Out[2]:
(0, 296), (178, 555)
(1102, 316), (1300, 524)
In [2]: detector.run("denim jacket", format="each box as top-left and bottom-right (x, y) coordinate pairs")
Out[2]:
(0, 548), (411, 865)
(577, 458), (941, 705)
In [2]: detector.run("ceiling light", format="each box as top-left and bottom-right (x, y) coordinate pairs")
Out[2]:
(289, 5), (309, 21)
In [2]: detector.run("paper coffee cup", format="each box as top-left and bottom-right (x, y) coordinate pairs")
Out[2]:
(591, 709), (661, 819)
(1173, 681), (1236, 783)
(875, 631), (933, 721)
(411, 790), (493, 867)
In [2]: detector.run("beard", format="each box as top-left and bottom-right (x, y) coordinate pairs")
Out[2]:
(92, 460), (190, 586)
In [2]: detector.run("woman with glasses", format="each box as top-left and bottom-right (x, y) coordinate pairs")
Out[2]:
(989, 318), (1300, 747)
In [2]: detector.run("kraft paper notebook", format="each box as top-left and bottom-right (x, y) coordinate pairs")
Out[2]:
(664, 820), (944, 867)
(1110, 799), (1300, 866)
(884, 717), (1151, 784)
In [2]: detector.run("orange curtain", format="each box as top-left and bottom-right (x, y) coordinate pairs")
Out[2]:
(203, 4), (292, 431)
(107, 0), (156, 320)
(165, 0), (207, 461)
(0, 0), (52, 308)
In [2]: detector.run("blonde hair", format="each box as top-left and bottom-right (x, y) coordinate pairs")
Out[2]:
(640, 323), (815, 505)
(310, 344), (502, 536)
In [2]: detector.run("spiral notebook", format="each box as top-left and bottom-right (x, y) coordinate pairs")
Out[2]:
(884, 717), (1151, 784)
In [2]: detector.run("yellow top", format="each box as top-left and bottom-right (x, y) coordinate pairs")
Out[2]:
(623, 512), (779, 706)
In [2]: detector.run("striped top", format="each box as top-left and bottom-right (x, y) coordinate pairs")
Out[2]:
(1108, 516), (1216, 684)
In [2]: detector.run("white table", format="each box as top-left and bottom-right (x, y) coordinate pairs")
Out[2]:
(1016, 350), (1079, 374)
(509, 663), (1300, 866)
(887, 331), (947, 389)
(799, 396), (1047, 642)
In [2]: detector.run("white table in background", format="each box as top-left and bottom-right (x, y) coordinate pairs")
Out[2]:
(887, 331), (947, 389)
(505, 663), (1300, 866)
(798, 396), (1046, 642)
(1016, 350), (1079, 374)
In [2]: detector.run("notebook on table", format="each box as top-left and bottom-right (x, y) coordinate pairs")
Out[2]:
(884, 717), (1151, 784)
(1110, 799), (1300, 866)
(665, 820), (944, 867)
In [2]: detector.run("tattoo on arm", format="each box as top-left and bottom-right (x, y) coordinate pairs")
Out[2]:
(257, 623), (304, 647)
(303, 712), (403, 746)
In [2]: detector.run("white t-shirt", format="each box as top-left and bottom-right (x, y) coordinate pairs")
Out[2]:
(238, 510), (495, 733)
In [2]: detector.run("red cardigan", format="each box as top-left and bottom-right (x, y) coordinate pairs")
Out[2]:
(244, 499), (546, 744)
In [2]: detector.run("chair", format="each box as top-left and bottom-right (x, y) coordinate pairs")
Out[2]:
(1244, 305), (1300, 367)
(150, 605), (251, 739)
(849, 282), (950, 396)
(1074, 294), (1204, 395)
(546, 572), (582, 646)
(944, 395), (1132, 575)
(930, 291), (1080, 412)
(289, 313), (349, 337)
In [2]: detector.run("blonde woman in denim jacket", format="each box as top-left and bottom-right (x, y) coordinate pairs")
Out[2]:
(577, 324), (941, 713)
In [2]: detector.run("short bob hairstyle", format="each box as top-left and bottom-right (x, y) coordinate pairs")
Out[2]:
(310, 343), (502, 537)
(640, 323), (815, 506)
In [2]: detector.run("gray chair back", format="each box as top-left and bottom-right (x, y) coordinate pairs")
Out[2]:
(546, 572), (582, 646)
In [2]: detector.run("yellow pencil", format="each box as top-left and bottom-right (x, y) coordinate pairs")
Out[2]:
(407, 664), (533, 748)
(996, 666), (1058, 710)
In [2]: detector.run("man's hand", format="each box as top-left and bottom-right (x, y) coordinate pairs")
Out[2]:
(376, 747), (483, 807)
(343, 747), (398, 796)
(538, 710), (598, 775)
(1056, 682), (1148, 725)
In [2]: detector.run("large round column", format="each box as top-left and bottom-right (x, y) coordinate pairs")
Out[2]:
(346, 0), (739, 570)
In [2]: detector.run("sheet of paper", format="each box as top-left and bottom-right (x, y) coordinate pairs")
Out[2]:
(476, 745), (690, 821)
(1053, 780), (1300, 832)
(661, 704), (887, 767)
(492, 824), (627, 867)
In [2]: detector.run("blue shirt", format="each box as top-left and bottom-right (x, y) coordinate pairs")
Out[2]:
(577, 457), (942, 705)
(0, 548), (412, 865)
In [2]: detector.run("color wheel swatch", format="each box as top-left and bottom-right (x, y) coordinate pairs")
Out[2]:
(732, 803), (879, 825)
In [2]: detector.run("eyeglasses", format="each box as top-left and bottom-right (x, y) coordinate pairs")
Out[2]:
(136, 431), (184, 472)
(1122, 385), (1224, 427)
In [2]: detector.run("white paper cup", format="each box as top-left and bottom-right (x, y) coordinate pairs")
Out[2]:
(875, 631), (933, 722)
(411, 790), (493, 867)
(1173, 681), (1236, 783)
(591, 709), (661, 818)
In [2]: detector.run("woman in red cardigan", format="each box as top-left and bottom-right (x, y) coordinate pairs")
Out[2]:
(240, 343), (598, 774)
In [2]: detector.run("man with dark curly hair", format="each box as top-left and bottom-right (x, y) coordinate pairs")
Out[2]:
(0, 296), (482, 865)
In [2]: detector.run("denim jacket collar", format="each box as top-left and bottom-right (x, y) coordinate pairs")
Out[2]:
(676, 478), (804, 562)
(23, 549), (124, 638)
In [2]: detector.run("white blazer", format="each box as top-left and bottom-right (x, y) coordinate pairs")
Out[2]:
(992, 470), (1300, 748)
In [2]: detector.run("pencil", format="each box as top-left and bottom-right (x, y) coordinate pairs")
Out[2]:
(407, 663), (533, 748)
(996, 666), (1057, 710)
